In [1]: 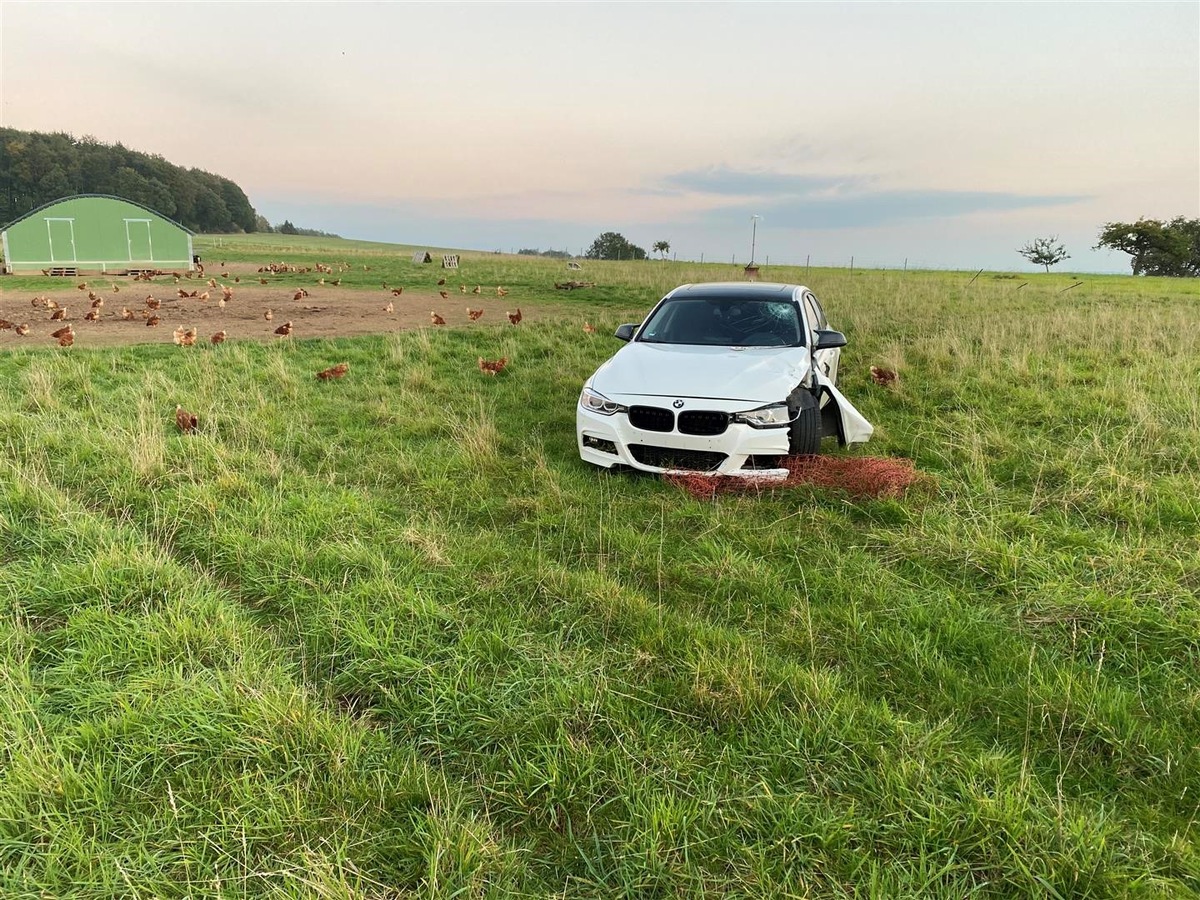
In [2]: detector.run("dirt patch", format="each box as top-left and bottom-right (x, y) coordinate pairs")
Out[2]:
(1, 279), (563, 349)
(667, 455), (928, 501)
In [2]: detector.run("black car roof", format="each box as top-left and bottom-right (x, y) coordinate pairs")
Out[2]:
(665, 282), (804, 299)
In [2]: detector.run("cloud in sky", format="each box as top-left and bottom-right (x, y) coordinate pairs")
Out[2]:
(655, 166), (1086, 229)
(2, 1), (1196, 271)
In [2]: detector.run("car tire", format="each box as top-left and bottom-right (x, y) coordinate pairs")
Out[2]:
(788, 388), (821, 455)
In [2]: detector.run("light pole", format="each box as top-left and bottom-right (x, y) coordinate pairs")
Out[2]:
(749, 215), (760, 265)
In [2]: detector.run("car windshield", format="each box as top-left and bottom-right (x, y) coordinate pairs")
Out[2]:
(637, 297), (804, 347)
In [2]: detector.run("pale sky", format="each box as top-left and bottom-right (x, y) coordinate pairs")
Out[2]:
(3, 1), (1197, 271)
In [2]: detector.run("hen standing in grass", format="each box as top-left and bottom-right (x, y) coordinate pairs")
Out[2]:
(869, 366), (898, 387)
(316, 362), (350, 380)
(175, 405), (198, 433)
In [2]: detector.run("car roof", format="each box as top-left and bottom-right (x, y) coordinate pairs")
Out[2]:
(664, 282), (810, 299)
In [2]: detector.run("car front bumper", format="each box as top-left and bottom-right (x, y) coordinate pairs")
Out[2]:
(577, 404), (791, 479)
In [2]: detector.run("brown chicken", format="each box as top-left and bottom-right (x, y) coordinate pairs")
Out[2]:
(87, 291), (100, 302)
(439, 290), (449, 300)
(384, 302), (394, 313)
(147, 296), (161, 309)
(391, 287), (404, 296)
(221, 286), (234, 301)
(47, 299), (60, 310)
(496, 287), (509, 297)
(316, 362), (350, 380)
(459, 284), (467, 294)
(146, 315), (161, 327)
(478, 356), (508, 376)
(583, 322), (596, 334)
(51, 325), (73, 339)
(274, 321), (293, 336)
(259, 278), (269, 285)
(207, 278), (217, 288)
(173, 326), (197, 346)
(198, 291), (209, 302)
(211, 330), (227, 345)
(869, 365), (898, 387)
(84, 309), (100, 322)
(264, 308), (274, 321)
(50, 308), (67, 321)
(437, 277), (446, 286)
(57, 329), (75, 347)
(430, 311), (446, 326)
(293, 290), (305, 301)
(90, 297), (104, 309)
(121, 307), (134, 320)
(472, 285), (482, 294)
(467, 307), (484, 321)
(218, 297), (226, 308)
(111, 283), (121, 293)
(76, 282), (88, 291)
(31, 296), (45, 308)
(178, 288), (190, 299)
(0, 319), (12, 330)
(14, 324), (29, 336)
(506, 308), (523, 326)
(175, 405), (198, 434)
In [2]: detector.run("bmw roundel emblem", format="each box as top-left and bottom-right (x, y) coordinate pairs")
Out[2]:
(672, 399), (685, 409)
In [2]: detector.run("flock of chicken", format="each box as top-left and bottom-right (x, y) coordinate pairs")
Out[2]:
(3, 265), (525, 356)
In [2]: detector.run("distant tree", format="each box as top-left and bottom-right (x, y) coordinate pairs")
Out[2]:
(518, 247), (573, 259)
(255, 213), (274, 233)
(278, 219), (298, 235)
(585, 231), (647, 261)
(1095, 217), (1200, 277)
(1017, 236), (1070, 272)
(653, 240), (671, 260)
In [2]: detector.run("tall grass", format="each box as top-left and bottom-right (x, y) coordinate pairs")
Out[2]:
(1, 242), (1197, 896)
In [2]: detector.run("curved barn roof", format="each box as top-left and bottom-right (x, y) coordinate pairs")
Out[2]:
(1, 193), (195, 234)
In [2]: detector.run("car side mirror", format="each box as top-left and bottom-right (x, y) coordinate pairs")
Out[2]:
(814, 329), (847, 351)
(614, 323), (637, 342)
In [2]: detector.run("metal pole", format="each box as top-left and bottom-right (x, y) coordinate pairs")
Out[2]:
(850, 256), (854, 275)
(750, 215), (760, 265)
(903, 258), (908, 272)
(806, 255), (810, 278)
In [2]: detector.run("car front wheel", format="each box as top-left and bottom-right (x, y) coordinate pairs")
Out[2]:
(788, 388), (821, 455)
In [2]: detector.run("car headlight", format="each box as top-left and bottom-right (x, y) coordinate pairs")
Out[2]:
(733, 402), (794, 428)
(579, 387), (627, 416)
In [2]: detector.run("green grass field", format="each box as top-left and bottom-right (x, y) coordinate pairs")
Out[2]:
(1, 236), (1198, 897)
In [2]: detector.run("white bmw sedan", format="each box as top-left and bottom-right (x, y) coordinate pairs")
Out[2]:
(577, 282), (873, 477)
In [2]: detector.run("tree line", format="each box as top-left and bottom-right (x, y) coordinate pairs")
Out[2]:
(1021, 220), (1199, 276)
(0, 128), (257, 233)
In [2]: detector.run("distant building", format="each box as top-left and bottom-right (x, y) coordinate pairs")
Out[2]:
(1, 194), (194, 275)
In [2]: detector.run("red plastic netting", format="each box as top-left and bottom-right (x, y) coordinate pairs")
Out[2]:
(666, 455), (926, 501)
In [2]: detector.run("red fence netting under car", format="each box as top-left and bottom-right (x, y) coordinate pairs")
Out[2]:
(666, 455), (927, 501)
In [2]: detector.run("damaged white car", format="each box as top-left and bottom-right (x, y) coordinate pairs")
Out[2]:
(577, 282), (873, 477)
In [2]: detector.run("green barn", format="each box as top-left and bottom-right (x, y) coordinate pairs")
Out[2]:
(1, 194), (194, 275)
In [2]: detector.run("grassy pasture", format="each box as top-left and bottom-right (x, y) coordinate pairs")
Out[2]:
(1, 237), (1198, 897)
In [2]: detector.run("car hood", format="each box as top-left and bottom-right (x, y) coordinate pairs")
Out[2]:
(591, 342), (811, 403)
